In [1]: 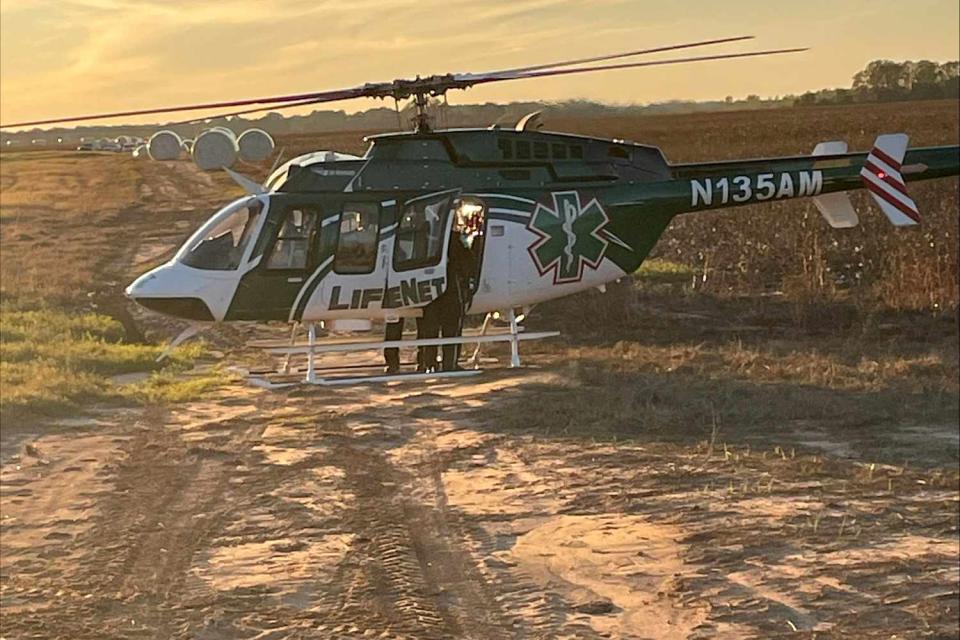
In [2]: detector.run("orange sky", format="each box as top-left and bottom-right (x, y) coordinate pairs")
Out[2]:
(1, 0), (958, 129)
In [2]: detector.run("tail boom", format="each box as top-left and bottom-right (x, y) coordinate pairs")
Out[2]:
(639, 142), (959, 222)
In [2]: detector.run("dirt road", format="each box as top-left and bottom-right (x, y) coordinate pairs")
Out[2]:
(3, 365), (959, 639)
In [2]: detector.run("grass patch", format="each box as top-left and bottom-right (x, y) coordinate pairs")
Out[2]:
(0, 296), (213, 421)
(127, 367), (234, 404)
(634, 258), (695, 285)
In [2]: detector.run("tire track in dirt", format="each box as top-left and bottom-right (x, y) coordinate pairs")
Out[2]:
(286, 404), (515, 639)
(0, 397), (277, 639)
(4, 363), (958, 638)
(313, 385), (608, 640)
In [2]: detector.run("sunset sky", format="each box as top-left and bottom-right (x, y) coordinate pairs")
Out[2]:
(1, 0), (958, 128)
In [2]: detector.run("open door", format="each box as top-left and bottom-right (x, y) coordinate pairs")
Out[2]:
(384, 190), (458, 317)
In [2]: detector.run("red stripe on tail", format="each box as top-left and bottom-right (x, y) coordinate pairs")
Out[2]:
(871, 147), (902, 171)
(863, 160), (910, 196)
(862, 178), (921, 223)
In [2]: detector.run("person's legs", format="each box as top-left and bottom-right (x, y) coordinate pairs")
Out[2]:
(417, 307), (439, 372)
(440, 279), (465, 371)
(383, 318), (403, 373)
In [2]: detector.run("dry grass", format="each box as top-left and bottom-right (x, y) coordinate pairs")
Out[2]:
(0, 152), (240, 422)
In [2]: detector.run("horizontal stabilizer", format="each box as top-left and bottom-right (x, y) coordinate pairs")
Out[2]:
(812, 141), (858, 228)
(860, 133), (920, 226)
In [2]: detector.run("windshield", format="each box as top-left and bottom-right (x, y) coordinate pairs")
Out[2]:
(177, 197), (265, 270)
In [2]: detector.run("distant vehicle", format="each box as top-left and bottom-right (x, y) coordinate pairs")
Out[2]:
(77, 141), (96, 151)
(31, 138), (46, 145)
(100, 140), (122, 152)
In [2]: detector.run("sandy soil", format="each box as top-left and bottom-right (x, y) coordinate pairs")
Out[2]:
(2, 150), (958, 639)
(2, 369), (958, 639)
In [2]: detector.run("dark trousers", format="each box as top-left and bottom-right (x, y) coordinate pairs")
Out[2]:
(419, 277), (466, 372)
(386, 279), (468, 373)
(383, 319), (404, 370)
(417, 305), (440, 371)
(439, 287), (464, 371)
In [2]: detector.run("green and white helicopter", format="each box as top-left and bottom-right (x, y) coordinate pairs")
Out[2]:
(5, 37), (958, 385)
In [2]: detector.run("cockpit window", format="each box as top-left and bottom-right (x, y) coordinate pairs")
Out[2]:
(179, 199), (264, 271)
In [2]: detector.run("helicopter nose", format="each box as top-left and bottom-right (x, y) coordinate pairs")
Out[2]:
(124, 271), (157, 298)
(125, 264), (217, 321)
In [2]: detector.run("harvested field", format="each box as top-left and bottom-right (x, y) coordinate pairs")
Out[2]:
(1, 101), (958, 639)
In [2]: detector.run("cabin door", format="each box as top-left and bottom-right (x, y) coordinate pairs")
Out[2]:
(301, 198), (391, 320)
(384, 190), (458, 316)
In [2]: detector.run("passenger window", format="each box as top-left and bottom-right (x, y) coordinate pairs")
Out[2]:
(533, 141), (548, 159)
(570, 145), (584, 159)
(394, 195), (451, 271)
(497, 138), (513, 159)
(516, 140), (531, 160)
(266, 208), (318, 270)
(552, 143), (567, 160)
(334, 203), (380, 274)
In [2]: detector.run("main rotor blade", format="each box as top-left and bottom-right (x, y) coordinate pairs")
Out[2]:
(170, 37), (756, 126)
(488, 35), (754, 75)
(460, 47), (809, 86)
(0, 41), (807, 129)
(169, 97), (330, 125)
(0, 84), (385, 128)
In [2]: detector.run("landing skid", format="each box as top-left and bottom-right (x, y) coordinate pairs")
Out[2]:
(248, 310), (558, 387)
(249, 368), (482, 389)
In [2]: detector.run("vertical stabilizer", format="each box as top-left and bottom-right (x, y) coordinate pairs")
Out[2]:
(860, 133), (920, 226)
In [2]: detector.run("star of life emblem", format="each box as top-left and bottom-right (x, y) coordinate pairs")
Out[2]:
(527, 191), (612, 284)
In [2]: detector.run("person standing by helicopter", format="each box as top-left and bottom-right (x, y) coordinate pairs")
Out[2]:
(384, 204), (436, 374)
(419, 200), (484, 372)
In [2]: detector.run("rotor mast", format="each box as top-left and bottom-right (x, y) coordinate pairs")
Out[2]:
(412, 92), (433, 133)
(389, 74), (461, 133)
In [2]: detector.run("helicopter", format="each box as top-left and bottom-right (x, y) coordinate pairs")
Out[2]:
(4, 36), (958, 385)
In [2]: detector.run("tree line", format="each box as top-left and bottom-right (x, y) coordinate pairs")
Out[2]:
(794, 59), (959, 106)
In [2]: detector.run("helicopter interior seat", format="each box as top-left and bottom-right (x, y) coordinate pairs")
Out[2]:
(327, 203), (380, 274)
(267, 209), (317, 270)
